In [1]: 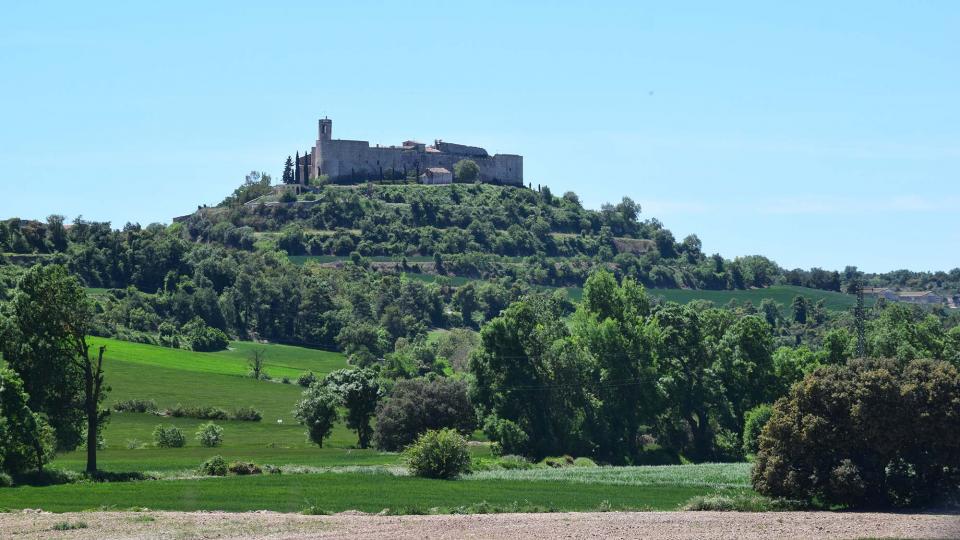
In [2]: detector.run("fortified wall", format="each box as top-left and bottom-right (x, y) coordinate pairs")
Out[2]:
(296, 119), (523, 185)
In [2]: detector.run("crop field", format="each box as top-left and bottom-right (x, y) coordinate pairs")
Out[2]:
(0, 466), (745, 514)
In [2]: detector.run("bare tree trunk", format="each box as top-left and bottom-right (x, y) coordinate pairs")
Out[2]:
(84, 346), (106, 474)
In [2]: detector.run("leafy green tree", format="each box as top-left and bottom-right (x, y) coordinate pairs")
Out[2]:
(373, 377), (476, 451)
(650, 303), (723, 461)
(293, 385), (340, 448)
(791, 295), (807, 324)
(715, 316), (776, 431)
(470, 296), (594, 459)
(741, 403), (773, 457)
(574, 270), (660, 463)
(323, 368), (382, 448)
(753, 359), (960, 508)
(0, 368), (56, 474)
(453, 159), (480, 183)
(452, 283), (479, 327)
(759, 298), (782, 328)
(1, 264), (108, 472)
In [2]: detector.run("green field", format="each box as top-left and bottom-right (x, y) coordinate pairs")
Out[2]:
(649, 285), (868, 311)
(14, 336), (753, 514)
(0, 468), (743, 513)
(52, 338), (398, 472)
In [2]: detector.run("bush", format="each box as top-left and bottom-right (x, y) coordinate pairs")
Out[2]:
(297, 371), (318, 387)
(199, 455), (227, 476)
(484, 417), (528, 457)
(752, 359), (960, 508)
(152, 425), (185, 448)
(373, 377), (476, 451)
(196, 422), (224, 448)
(228, 461), (262, 475)
(232, 407), (262, 422)
(573, 457), (597, 467)
(741, 404), (773, 457)
(167, 404), (229, 420)
(403, 428), (471, 479)
(683, 493), (804, 512)
(112, 399), (158, 413)
(183, 317), (229, 352)
(497, 455), (533, 470)
(0, 473), (12, 487)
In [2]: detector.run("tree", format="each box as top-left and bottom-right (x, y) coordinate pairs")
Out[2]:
(650, 304), (723, 461)
(470, 295), (594, 459)
(294, 151), (300, 184)
(373, 377), (476, 451)
(753, 359), (960, 508)
(0, 368), (56, 474)
(293, 384), (339, 448)
(0, 265), (108, 473)
(453, 159), (480, 183)
(282, 156), (294, 184)
(323, 368), (382, 448)
(247, 347), (267, 379)
(791, 295), (808, 324)
(574, 270), (660, 463)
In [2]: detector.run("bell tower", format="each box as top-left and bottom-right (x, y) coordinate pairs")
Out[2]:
(318, 117), (332, 143)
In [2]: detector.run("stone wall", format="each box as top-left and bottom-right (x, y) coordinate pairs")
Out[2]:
(313, 139), (522, 185)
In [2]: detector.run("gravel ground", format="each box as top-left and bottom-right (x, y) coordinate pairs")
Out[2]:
(2, 510), (959, 539)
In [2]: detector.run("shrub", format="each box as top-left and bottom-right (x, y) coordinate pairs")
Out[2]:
(281, 377), (291, 384)
(199, 455), (227, 476)
(683, 493), (804, 512)
(741, 404), (773, 457)
(0, 473), (12, 487)
(573, 457), (598, 467)
(195, 422), (224, 448)
(297, 371), (318, 387)
(484, 418), (529, 457)
(183, 317), (229, 352)
(52, 521), (87, 531)
(232, 407), (262, 422)
(152, 425), (185, 448)
(112, 399), (158, 413)
(167, 404), (229, 420)
(373, 377), (476, 451)
(228, 461), (262, 475)
(752, 359), (960, 508)
(404, 428), (471, 479)
(279, 190), (297, 203)
(497, 455), (533, 470)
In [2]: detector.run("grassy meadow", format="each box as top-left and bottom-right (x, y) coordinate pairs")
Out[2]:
(4, 336), (755, 514)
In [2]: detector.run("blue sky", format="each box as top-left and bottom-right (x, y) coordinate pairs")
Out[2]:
(2, 1), (957, 273)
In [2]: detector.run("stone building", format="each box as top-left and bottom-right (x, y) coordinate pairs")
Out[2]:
(420, 167), (453, 185)
(295, 118), (522, 185)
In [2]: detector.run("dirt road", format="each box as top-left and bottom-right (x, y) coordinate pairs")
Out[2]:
(3, 510), (958, 539)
